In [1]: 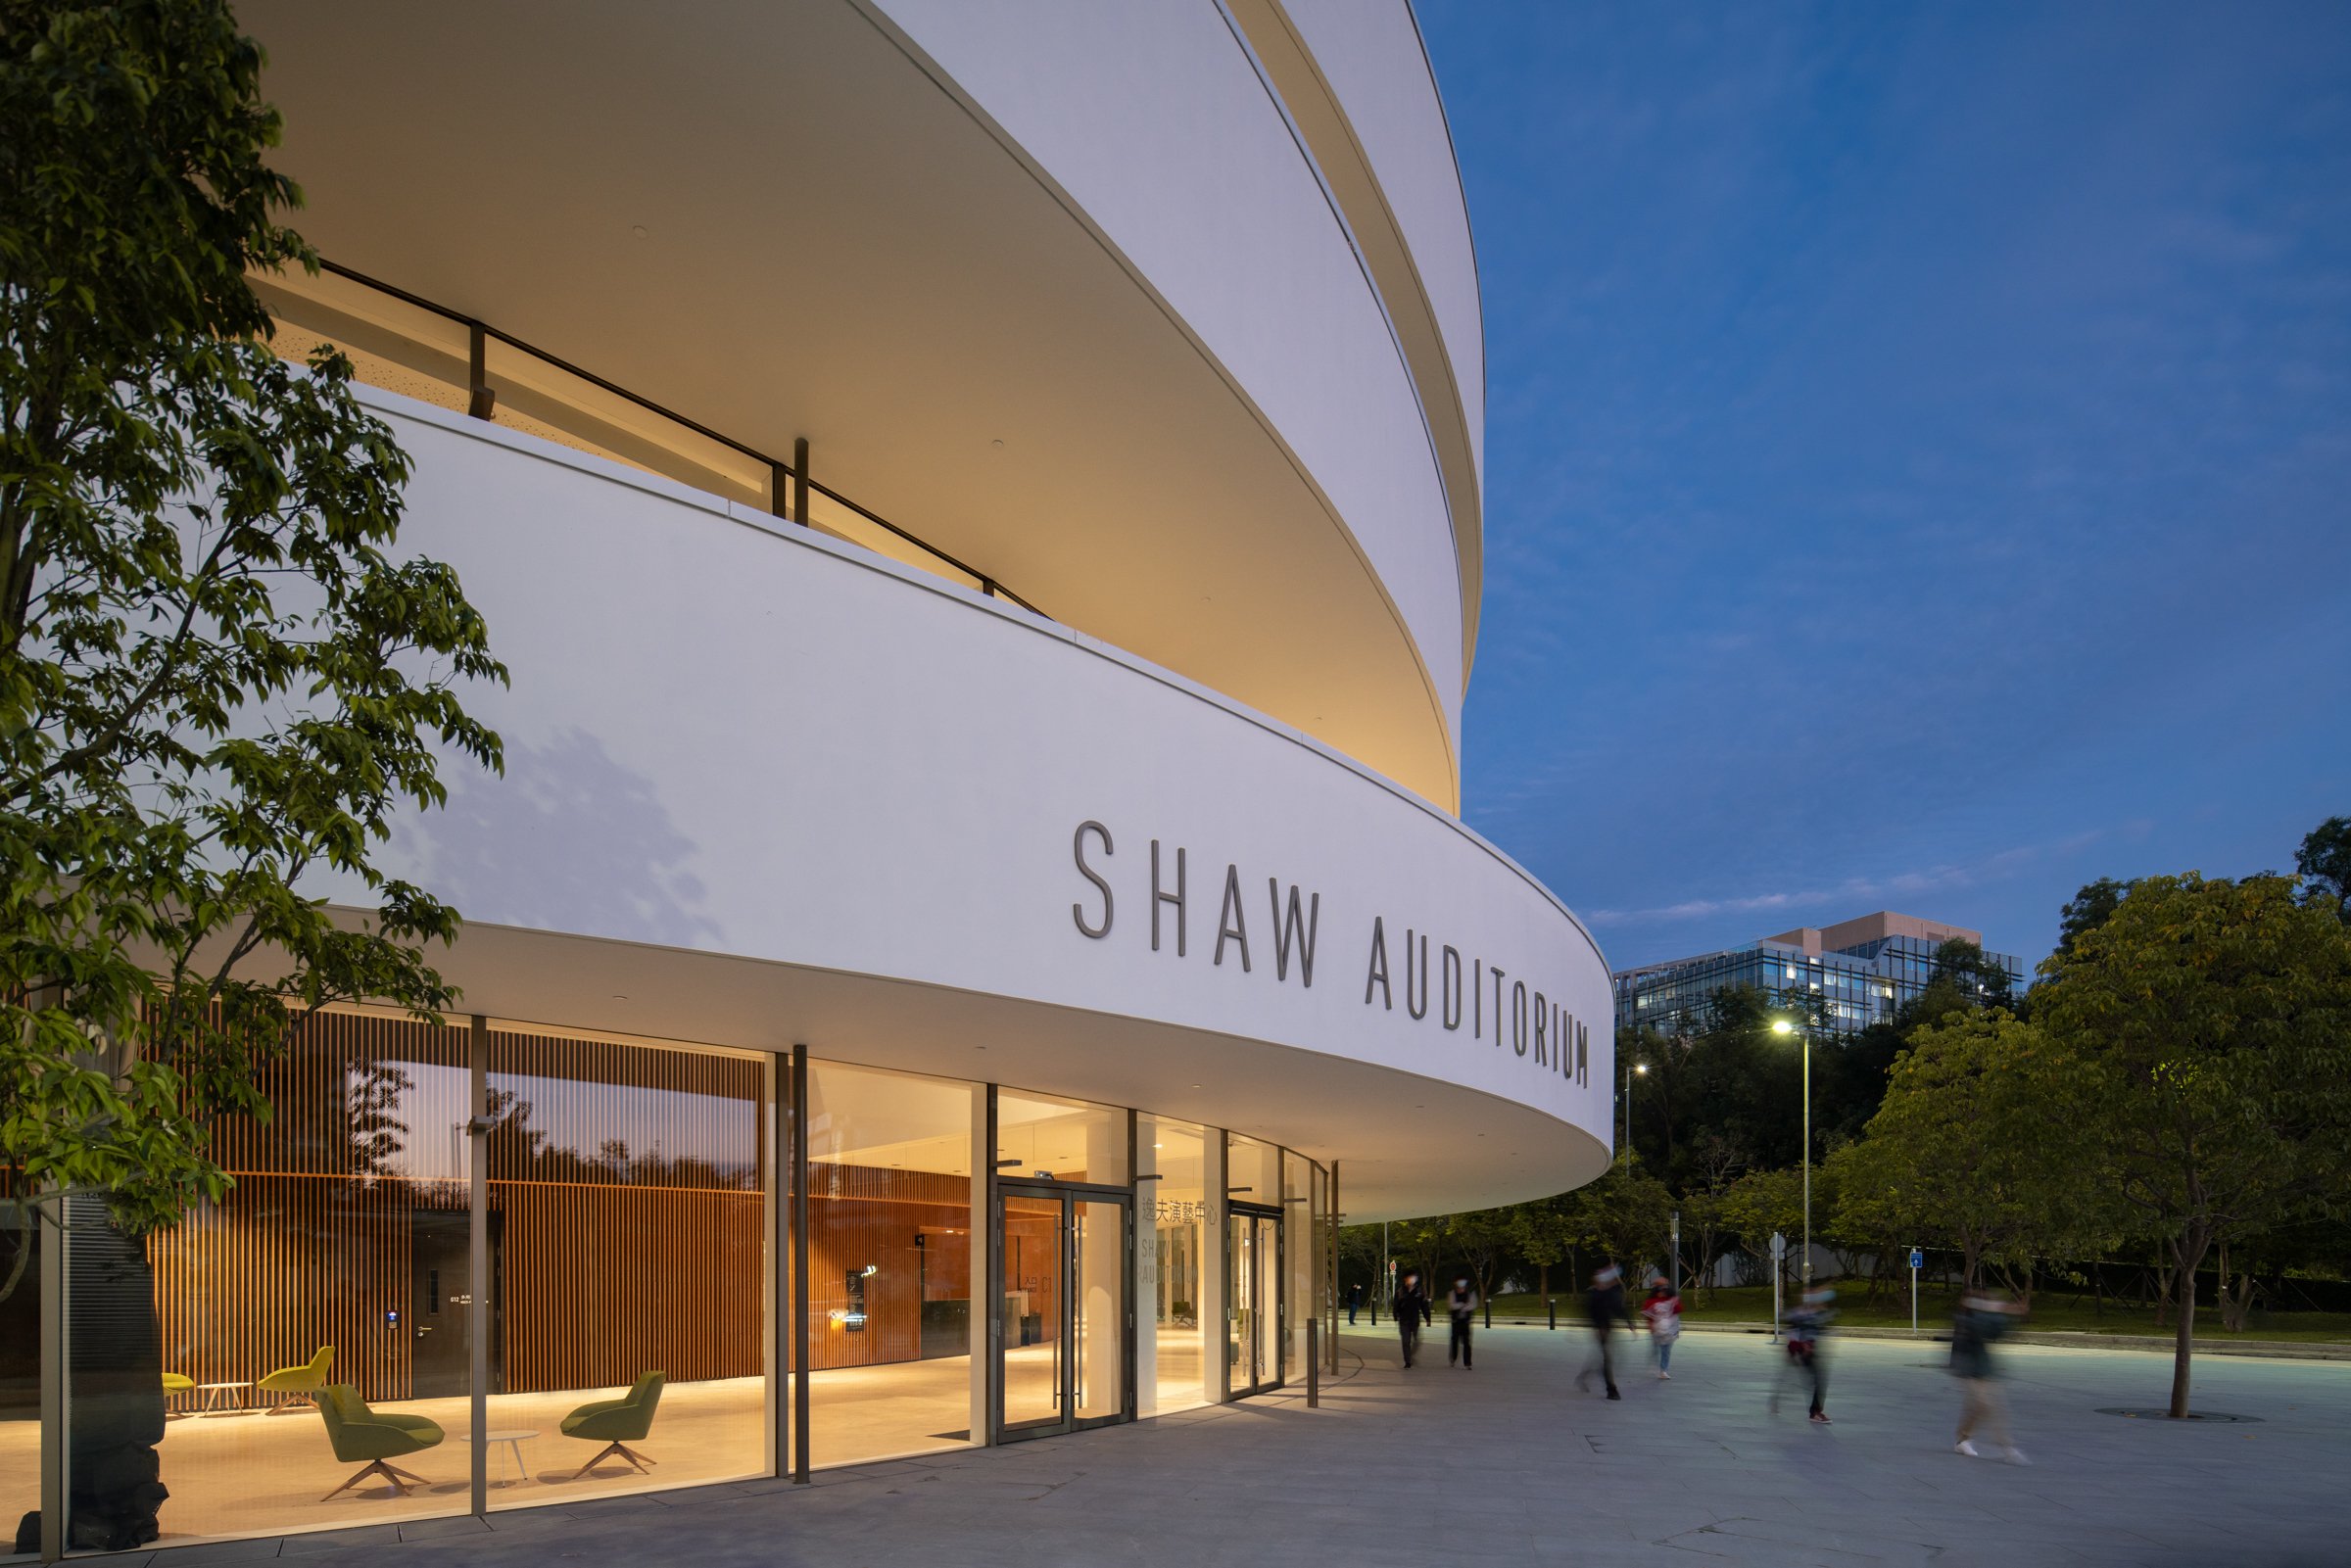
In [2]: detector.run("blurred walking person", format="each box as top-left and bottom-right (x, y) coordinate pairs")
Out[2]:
(1346, 1281), (1363, 1326)
(1952, 1289), (2028, 1463)
(1643, 1273), (1682, 1380)
(1393, 1268), (1429, 1369)
(1575, 1263), (1634, 1400)
(1771, 1286), (1836, 1423)
(1446, 1276), (1479, 1368)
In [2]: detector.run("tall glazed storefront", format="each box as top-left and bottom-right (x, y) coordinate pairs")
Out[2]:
(5, 0), (1618, 1556)
(3, 1013), (1334, 1547)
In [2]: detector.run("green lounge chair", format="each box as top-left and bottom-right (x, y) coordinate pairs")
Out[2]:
(260, 1345), (334, 1414)
(560, 1371), (664, 1480)
(313, 1385), (444, 1499)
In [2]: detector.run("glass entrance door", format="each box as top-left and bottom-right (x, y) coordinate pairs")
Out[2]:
(1226, 1206), (1282, 1396)
(996, 1183), (1129, 1441)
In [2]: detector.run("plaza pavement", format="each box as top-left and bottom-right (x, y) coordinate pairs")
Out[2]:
(92, 1322), (2351, 1568)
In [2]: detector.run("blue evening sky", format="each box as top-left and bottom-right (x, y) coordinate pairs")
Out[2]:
(1421, 1), (2351, 974)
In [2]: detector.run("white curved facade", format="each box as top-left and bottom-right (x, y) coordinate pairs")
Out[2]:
(345, 394), (1607, 1213)
(11, 10), (1616, 1551)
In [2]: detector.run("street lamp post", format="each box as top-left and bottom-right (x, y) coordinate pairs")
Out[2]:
(1771, 1018), (1811, 1286)
(1620, 1058), (1648, 1157)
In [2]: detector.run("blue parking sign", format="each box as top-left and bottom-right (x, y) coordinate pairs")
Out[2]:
(1908, 1249), (1924, 1269)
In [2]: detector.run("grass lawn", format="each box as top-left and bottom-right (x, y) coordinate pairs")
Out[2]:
(1477, 1284), (2351, 1343)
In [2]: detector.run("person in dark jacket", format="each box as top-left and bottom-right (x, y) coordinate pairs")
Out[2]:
(1393, 1270), (1430, 1368)
(1951, 1290), (2027, 1462)
(1575, 1263), (1633, 1399)
(1446, 1277), (1479, 1368)
(1771, 1286), (1837, 1423)
(1346, 1281), (1364, 1326)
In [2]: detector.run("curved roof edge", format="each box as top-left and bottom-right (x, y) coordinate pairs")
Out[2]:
(1223, 0), (1487, 694)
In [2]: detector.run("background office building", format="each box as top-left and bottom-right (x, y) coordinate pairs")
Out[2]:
(1611, 911), (2027, 1038)
(1, 1), (1616, 1556)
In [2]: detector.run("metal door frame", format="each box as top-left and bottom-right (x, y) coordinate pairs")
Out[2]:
(992, 1178), (1132, 1444)
(1226, 1201), (1285, 1397)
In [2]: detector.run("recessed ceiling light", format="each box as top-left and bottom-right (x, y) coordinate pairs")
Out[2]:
(630, 224), (648, 239)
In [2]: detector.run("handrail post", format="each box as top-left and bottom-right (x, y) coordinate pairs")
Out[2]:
(1306, 1319), (1319, 1408)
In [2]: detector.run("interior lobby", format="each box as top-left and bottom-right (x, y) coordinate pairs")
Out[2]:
(1, 1008), (1289, 1549)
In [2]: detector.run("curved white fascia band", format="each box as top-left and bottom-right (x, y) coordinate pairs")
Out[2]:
(344, 391), (1612, 1163)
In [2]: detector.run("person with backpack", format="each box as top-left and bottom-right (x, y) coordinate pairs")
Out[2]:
(1952, 1289), (2028, 1462)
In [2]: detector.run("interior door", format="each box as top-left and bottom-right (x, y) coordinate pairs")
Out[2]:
(999, 1190), (1065, 1432)
(408, 1212), (471, 1398)
(1227, 1208), (1282, 1396)
(998, 1185), (1129, 1440)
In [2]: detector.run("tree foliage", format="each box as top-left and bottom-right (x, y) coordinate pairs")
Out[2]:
(0, 0), (504, 1299)
(1828, 1011), (2118, 1297)
(2033, 873), (2351, 1414)
(2297, 816), (2351, 921)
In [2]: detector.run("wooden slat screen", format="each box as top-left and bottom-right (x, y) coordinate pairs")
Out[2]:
(804, 1164), (970, 1370)
(149, 1010), (771, 1401)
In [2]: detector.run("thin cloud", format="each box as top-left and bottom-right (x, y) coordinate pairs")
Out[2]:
(1586, 827), (2128, 928)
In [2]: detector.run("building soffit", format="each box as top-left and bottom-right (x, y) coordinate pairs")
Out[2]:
(239, 0), (1463, 812)
(844, 0), (1463, 809)
(1222, 0), (1486, 692)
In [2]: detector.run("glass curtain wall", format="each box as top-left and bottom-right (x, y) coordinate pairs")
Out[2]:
(65, 1011), (474, 1549)
(1225, 1136), (1282, 1392)
(2, 1191), (40, 1557)
(1136, 1117), (1206, 1415)
(1283, 1152), (1314, 1382)
(804, 1063), (975, 1467)
(22, 1002), (1330, 1552)
(481, 1026), (769, 1506)
(994, 1090), (1128, 1434)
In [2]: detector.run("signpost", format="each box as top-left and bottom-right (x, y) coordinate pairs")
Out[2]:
(1769, 1231), (1787, 1340)
(1909, 1248), (1925, 1335)
(1670, 1211), (1682, 1297)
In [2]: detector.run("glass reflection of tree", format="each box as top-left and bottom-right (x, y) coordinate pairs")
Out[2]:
(482, 1086), (757, 1190)
(344, 1059), (417, 1182)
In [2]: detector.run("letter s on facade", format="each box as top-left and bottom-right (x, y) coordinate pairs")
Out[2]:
(1073, 820), (1114, 937)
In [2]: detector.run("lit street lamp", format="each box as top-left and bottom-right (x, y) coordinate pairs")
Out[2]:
(1770, 1017), (1811, 1286)
(1620, 1058), (1648, 1156)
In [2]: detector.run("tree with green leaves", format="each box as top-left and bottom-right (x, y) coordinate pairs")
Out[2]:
(2034, 874), (2351, 1417)
(1, 0), (504, 1318)
(2297, 815), (2350, 921)
(1444, 1206), (1513, 1326)
(2056, 878), (2134, 958)
(1719, 1164), (1806, 1293)
(1507, 1193), (1573, 1307)
(1827, 1011), (2118, 1302)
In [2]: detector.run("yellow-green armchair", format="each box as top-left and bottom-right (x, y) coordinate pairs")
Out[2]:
(560, 1372), (665, 1480)
(313, 1385), (444, 1499)
(259, 1345), (334, 1413)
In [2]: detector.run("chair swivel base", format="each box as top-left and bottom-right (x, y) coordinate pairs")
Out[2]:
(571, 1441), (656, 1481)
(324, 1459), (432, 1501)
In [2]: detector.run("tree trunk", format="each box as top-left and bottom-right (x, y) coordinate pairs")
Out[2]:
(1538, 1260), (1549, 1308)
(2169, 1228), (2212, 1420)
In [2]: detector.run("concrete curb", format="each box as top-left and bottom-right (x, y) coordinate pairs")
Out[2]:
(1479, 1315), (2351, 1361)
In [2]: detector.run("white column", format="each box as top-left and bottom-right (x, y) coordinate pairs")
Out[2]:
(969, 1087), (990, 1445)
(1134, 1124), (1160, 1417)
